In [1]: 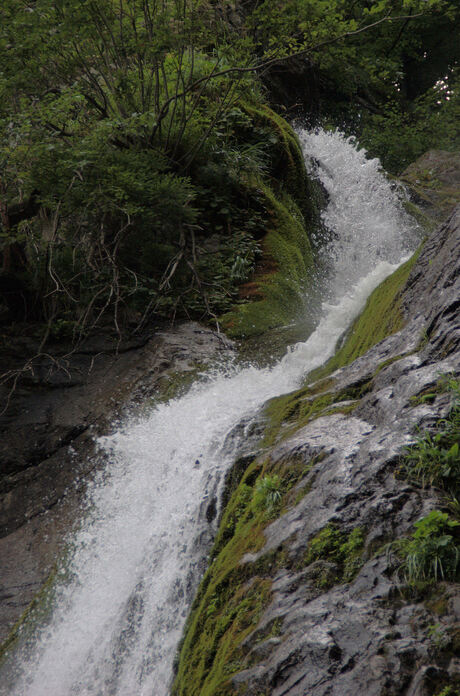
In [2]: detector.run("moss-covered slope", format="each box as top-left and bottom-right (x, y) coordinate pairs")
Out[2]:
(172, 453), (318, 696)
(220, 104), (322, 338)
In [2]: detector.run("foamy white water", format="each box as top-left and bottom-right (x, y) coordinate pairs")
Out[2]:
(299, 129), (418, 298)
(3, 130), (419, 696)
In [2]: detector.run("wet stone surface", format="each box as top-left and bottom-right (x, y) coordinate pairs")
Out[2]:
(229, 208), (460, 695)
(0, 322), (232, 644)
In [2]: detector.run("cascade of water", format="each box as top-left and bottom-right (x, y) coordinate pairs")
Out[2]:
(298, 129), (419, 299)
(4, 130), (419, 696)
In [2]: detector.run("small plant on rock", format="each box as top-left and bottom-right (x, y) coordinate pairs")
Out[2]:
(254, 475), (283, 513)
(393, 510), (460, 583)
(304, 524), (365, 584)
(403, 377), (460, 495)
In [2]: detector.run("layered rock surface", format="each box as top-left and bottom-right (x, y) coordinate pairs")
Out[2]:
(174, 208), (460, 695)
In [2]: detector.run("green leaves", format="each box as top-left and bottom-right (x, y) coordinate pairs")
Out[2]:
(394, 378), (460, 586)
(254, 475), (283, 512)
(394, 510), (460, 583)
(0, 0), (457, 338)
(402, 377), (460, 493)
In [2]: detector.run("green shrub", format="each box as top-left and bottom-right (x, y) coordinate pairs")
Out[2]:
(402, 377), (460, 495)
(254, 475), (283, 513)
(392, 510), (460, 583)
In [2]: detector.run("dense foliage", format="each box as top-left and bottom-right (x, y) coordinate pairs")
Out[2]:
(0, 0), (458, 344)
(0, 1), (267, 338)
(249, 0), (460, 171)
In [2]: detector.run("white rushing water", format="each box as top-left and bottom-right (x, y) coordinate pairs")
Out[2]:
(5, 131), (419, 696)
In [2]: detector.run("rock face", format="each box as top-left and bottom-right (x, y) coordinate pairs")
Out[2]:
(1, 211), (459, 693)
(237, 209), (460, 694)
(173, 208), (460, 695)
(401, 150), (460, 223)
(0, 323), (232, 644)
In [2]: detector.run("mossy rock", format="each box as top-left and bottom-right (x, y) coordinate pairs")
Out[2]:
(221, 185), (315, 338)
(400, 150), (460, 223)
(172, 453), (317, 695)
(240, 101), (322, 223)
(261, 245), (422, 446)
(303, 525), (366, 586)
(307, 245), (422, 383)
(220, 103), (322, 339)
(174, 246), (426, 692)
(262, 374), (372, 447)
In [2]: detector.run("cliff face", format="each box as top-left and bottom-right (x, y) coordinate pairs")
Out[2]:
(1, 150), (459, 693)
(173, 209), (460, 696)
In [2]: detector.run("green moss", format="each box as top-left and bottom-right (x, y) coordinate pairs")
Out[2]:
(307, 246), (422, 383)
(220, 103), (320, 339)
(239, 101), (320, 222)
(258, 247), (422, 447)
(221, 186), (314, 338)
(262, 376), (372, 447)
(172, 453), (317, 695)
(254, 617), (284, 645)
(303, 525), (366, 586)
(259, 247), (421, 448)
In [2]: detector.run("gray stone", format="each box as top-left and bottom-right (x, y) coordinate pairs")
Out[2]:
(228, 207), (460, 695)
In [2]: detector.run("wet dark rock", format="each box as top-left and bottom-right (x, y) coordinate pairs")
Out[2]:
(0, 322), (232, 643)
(205, 496), (217, 523)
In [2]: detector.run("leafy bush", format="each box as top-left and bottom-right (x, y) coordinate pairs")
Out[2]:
(254, 475), (283, 512)
(0, 0), (275, 338)
(402, 377), (460, 495)
(392, 510), (460, 583)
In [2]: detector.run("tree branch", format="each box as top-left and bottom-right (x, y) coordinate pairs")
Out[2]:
(149, 11), (425, 144)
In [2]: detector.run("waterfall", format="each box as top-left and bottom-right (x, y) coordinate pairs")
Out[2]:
(2, 130), (419, 696)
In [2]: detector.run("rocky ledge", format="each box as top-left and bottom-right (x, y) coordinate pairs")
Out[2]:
(173, 208), (460, 696)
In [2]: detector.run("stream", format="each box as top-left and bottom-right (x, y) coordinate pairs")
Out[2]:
(4, 130), (419, 696)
